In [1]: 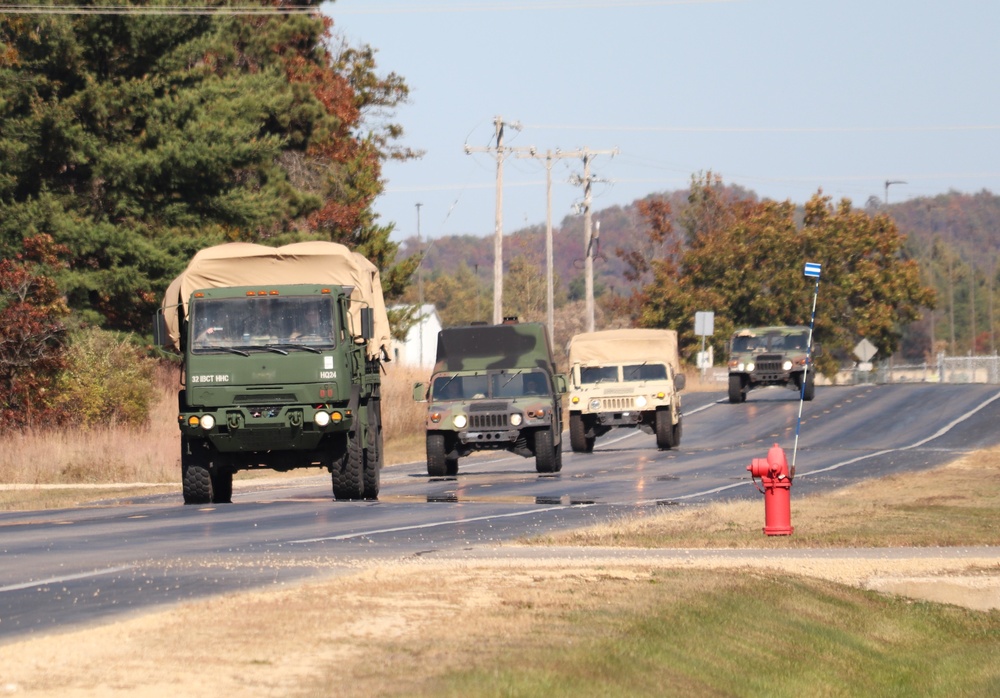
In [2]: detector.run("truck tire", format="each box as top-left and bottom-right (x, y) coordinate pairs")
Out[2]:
(535, 426), (559, 473)
(672, 416), (682, 447)
(332, 429), (365, 500)
(210, 465), (233, 504)
(569, 413), (594, 453)
(363, 399), (383, 500)
(655, 409), (675, 450)
(801, 371), (816, 401)
(426, 433), (453, 477)
(181, 436), (212, 505)
(728, 375), (746, 403)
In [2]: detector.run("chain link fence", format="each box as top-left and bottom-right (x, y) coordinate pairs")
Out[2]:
(841, 353), (1000, 385)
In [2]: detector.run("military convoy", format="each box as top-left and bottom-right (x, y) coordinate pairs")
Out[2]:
(566, 329), (685, 452)
(155, 241), (390, 504)
(156, 241), (816, 500)
(413, 321), (567, 475)
(727, 325), (816, 403)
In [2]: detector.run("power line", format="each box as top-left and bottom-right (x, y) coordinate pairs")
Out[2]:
(0, 4), (317, 15)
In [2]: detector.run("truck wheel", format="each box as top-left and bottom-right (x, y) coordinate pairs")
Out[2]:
(569, 413), (594, 453)
(332, 429), (365, 500)
(728, 375), (746, 403)
(210, 465), (233, 504)
(672, 416), (682, 447)
(181, 436), (212, 505)
(655, 409), (675, 450)
(427, 433), (452, 477)
(801, 371), (816, 401)
(534, 426), (558, 473)
(363, 399), (383, 500)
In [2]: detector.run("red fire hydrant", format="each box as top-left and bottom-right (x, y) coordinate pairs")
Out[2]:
(747, 443), (793, 536)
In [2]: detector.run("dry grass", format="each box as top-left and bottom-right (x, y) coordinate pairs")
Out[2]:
(0, 361), (431, 509)
(535, 444), (1000, 549)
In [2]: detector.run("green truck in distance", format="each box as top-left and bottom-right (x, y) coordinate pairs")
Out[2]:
(413, 321), (567, 476)
(155, 241), (390, 504)
(727, 325), (816, 403)
(566, 329), (685, 452)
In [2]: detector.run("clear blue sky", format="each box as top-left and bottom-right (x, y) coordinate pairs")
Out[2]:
(325, 0), (1000, 242)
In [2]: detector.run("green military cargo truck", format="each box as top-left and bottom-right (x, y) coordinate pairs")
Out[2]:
(727, 325), (816, 403)
(155, 241), (391, 504)
(413, 321), (567, 476)
(566, 328), (685, 452)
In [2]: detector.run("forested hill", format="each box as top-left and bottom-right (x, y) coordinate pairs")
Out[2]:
(397, 188), (1000, 296)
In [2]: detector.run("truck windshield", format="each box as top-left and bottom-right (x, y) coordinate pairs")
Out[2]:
(190, 295), (337, 352)
(432, 370), (549, 400)
(624, 363), (668, 381)
(581, 366), (619, 384)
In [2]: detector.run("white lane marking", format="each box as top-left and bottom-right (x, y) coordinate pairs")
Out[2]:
(289, 504), (591, 544)
(0, 566), (135, 593)
(649, 389), (1000, 503)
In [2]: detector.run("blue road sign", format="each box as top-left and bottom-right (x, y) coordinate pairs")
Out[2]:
(804, 262), (821, 278)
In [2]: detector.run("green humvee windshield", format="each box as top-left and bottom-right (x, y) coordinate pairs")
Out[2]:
(432, 369), (550, 400)
(732, 331), (808, 353)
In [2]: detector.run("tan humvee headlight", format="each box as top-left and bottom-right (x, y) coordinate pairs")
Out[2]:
(589, 399), (601, 410)
(635, 395), (648, 408)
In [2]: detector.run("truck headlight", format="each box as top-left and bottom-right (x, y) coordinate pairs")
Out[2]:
(589, 399), (601, 410)
(635, 395), (648, 408)
(737, 362), (746, 371)
(314, 411), (331, 427)
(453, 414), (467, 428)
(783, 360), (793, 371)
(510, 413), (523, 426)
(200, 414), (215, 430)
(746, 362), (755, 372)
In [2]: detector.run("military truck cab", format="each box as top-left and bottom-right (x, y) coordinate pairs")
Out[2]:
(413, 322), (567, 475)
(566, 329), (684, 452)
(727, 325), (817, 403)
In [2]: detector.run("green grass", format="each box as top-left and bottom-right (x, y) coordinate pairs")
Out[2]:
(403, 570), (1000, 698)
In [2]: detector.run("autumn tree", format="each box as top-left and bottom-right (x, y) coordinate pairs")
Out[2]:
(0, 1), (415, 332)
(0, 235), (70, 430)
(632, 173), (935, 369)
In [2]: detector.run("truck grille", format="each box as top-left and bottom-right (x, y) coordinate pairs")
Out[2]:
(754, 354), (783, 373)
(600, 397), (635, 411)
(470, 412), (508, 429)
(234, 393), (296, 404)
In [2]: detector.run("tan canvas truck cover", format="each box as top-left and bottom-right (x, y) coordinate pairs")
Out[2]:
(568, 328), (680, 372)
(161, 241), (390, 359)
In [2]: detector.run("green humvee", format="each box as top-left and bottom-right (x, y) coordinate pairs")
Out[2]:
(413, 322), (567, 476)
(727, 325), (818, 403)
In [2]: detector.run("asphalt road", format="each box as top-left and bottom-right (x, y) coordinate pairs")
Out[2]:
(2, 382), (999, 642)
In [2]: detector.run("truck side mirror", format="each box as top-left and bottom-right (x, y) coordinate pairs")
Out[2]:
(554, 374), (568, 394)
(412, 382), (428, 402)
(152, 309), (168, 348)
(674, 373), (686, 391)
(360, 307), (374, 341)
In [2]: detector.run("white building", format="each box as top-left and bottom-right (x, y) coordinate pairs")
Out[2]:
(390, 304), (441, 371)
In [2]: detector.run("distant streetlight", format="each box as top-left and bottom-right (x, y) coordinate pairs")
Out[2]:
(884, 179), (907, 205)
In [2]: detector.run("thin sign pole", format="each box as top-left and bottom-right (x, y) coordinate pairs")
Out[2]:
(792, 263), (821, 476)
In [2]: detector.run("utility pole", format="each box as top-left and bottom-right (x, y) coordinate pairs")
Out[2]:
(884, 179), (906, 205)
(464, 116), (532, 324)
(516, 148), (573, 342)
(569, 147), (618, 333)
(415, 202), (424, 367)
